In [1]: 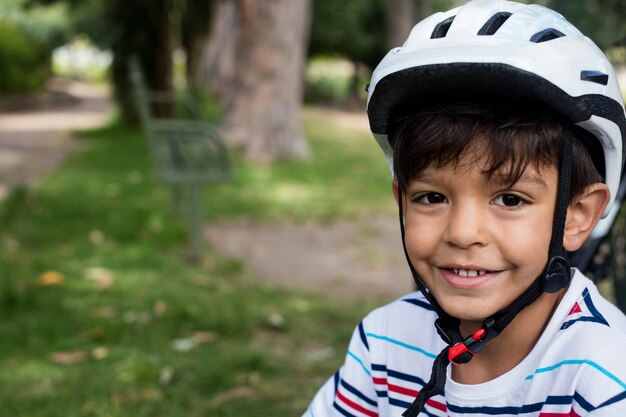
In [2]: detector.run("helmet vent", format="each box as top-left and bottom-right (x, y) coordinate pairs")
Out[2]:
(581, 70), (609, 86)
(477, 12), (512, 36)
(430, 16), (455, 39)
(530, 28), (565, 43)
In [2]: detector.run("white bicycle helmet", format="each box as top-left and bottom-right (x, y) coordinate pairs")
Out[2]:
(367, 0), (625, 227)
(365, 2), (626, 416)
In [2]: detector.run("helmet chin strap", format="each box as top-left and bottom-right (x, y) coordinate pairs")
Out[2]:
(400, 133), (573, 417)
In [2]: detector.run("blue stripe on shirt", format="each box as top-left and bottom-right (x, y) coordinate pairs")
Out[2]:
(598, 390), (626, 409)
(561, 288), (609, 330)
(333, 401), (358, 417)
(347, 350), (371, 377)
(340, 378), (377, 406)
(358, 322), (370, 351)
(446, 394), (595, 415)
(366, 332), (437, 359)
(582, 288), (609, 326)
(402, 298), (434, 311)
(526, 359), (626, 390)
(371, 363), (428, 387)
(447, 401), (543, 415)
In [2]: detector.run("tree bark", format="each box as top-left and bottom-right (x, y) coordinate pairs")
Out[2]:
(386, 0), (416, 48)
(181, 0), (216, 90)
(198, 0), (239, 100)
(220, 0), (312, 162)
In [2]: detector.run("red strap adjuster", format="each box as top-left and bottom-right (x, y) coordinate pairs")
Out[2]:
(448, 328), (488, 365)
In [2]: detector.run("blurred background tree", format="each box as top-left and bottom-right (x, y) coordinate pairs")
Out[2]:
(0, 0), (70, 93)
(2, 0), (624, 159)
(219, 0), (312, 162)
(546, 0), (626, 50)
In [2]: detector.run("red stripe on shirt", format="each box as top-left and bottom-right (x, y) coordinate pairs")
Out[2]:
(336, 390), (378, 417)
(538, 410), (582, 417)
(570, 409), (582, 417)
(387, 383), (447, 412)
(372, 377), (387, 385)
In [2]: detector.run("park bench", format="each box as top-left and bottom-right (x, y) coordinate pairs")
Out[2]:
(128, 58), (233, 260)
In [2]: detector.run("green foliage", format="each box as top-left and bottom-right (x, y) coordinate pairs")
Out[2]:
(546, 0), (626, 50)
(305, 58), (359, 105)
(310, 0), (387, 70)
(0, 0), (70, 49)
(0, 0), (71, 93)
(61, 0), (219, 124)
(0, 115), (386, 416)
(0, 23), (49, 93)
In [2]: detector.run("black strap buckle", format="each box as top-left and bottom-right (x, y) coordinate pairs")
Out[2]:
(543, 255), (572, 293)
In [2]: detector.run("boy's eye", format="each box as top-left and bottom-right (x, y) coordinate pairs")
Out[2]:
(415, 192), (447, 205)
(493, 194), (525, 207)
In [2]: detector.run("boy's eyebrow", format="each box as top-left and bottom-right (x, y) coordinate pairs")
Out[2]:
(412, 172), (548, 188)
(494, 172), (548, 188)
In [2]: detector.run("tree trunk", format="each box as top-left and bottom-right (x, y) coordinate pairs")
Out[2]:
(220, 0), (312, 162)
(183, 33), (205, 89)
(109, 0), (175, 124)
(198, 0), (239, 100)
(415, 0), (429, 22)
(386, 0), (416, 48)
(181, 0), (216, 90)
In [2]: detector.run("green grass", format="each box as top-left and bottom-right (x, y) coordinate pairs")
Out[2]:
(205, 114), (394, 222)
(0, 113), (391, 416)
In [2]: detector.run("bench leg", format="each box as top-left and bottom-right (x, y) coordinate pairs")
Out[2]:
(172, 184), (183, 219)
(187, 183), (203, 262)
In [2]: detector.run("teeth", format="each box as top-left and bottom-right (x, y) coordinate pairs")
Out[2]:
(451, 268), (487, 277)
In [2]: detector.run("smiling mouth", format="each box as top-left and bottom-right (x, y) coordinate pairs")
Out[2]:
(447, 268), (491, 277)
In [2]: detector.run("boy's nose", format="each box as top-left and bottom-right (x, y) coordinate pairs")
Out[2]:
(444, 204), (489, 249)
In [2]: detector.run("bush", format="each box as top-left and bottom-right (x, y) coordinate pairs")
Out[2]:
(0, 23), (49, 94)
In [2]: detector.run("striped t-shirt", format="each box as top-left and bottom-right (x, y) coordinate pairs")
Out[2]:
(304, 269), (626, 416)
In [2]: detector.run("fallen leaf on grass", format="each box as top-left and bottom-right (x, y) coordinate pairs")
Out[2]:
(153, 300), (167, 317)
(159, 367), (174, 385)
(266, 313), (286, 330)
(83, 267), (115, 290)
(91, 346), (109, 360)
(2, 236), (20, 254)
(82, 327), (106, 341)
(88, 229), (105, 245)
(38, 271), (65, 286)
(192, 331), (217, 344)
(170, 337), (196, 352)
(210, 387), (256, 407)
(170, 331), (218, 352)
(50, 350), (88, 365)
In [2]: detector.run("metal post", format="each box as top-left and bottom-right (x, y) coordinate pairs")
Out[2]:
(187, 183), (203, 262)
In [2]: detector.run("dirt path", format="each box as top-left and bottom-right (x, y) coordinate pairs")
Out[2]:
(0, 78), (111, 200)
(205, 216), (415, 299)
(206, 107), (415, 299)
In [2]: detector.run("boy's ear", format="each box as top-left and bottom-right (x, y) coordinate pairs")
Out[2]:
(563, 183), (611, 251)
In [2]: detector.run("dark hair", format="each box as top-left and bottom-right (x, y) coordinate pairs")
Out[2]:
(389, 101), (603, 202)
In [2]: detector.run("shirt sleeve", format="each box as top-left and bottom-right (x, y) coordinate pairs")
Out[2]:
(303, 320), (379, 417)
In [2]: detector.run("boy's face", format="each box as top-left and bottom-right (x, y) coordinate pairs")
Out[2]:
(399, 147), (558, 322)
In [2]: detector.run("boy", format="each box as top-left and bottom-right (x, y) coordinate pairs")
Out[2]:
(304, 1), (626, 416)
